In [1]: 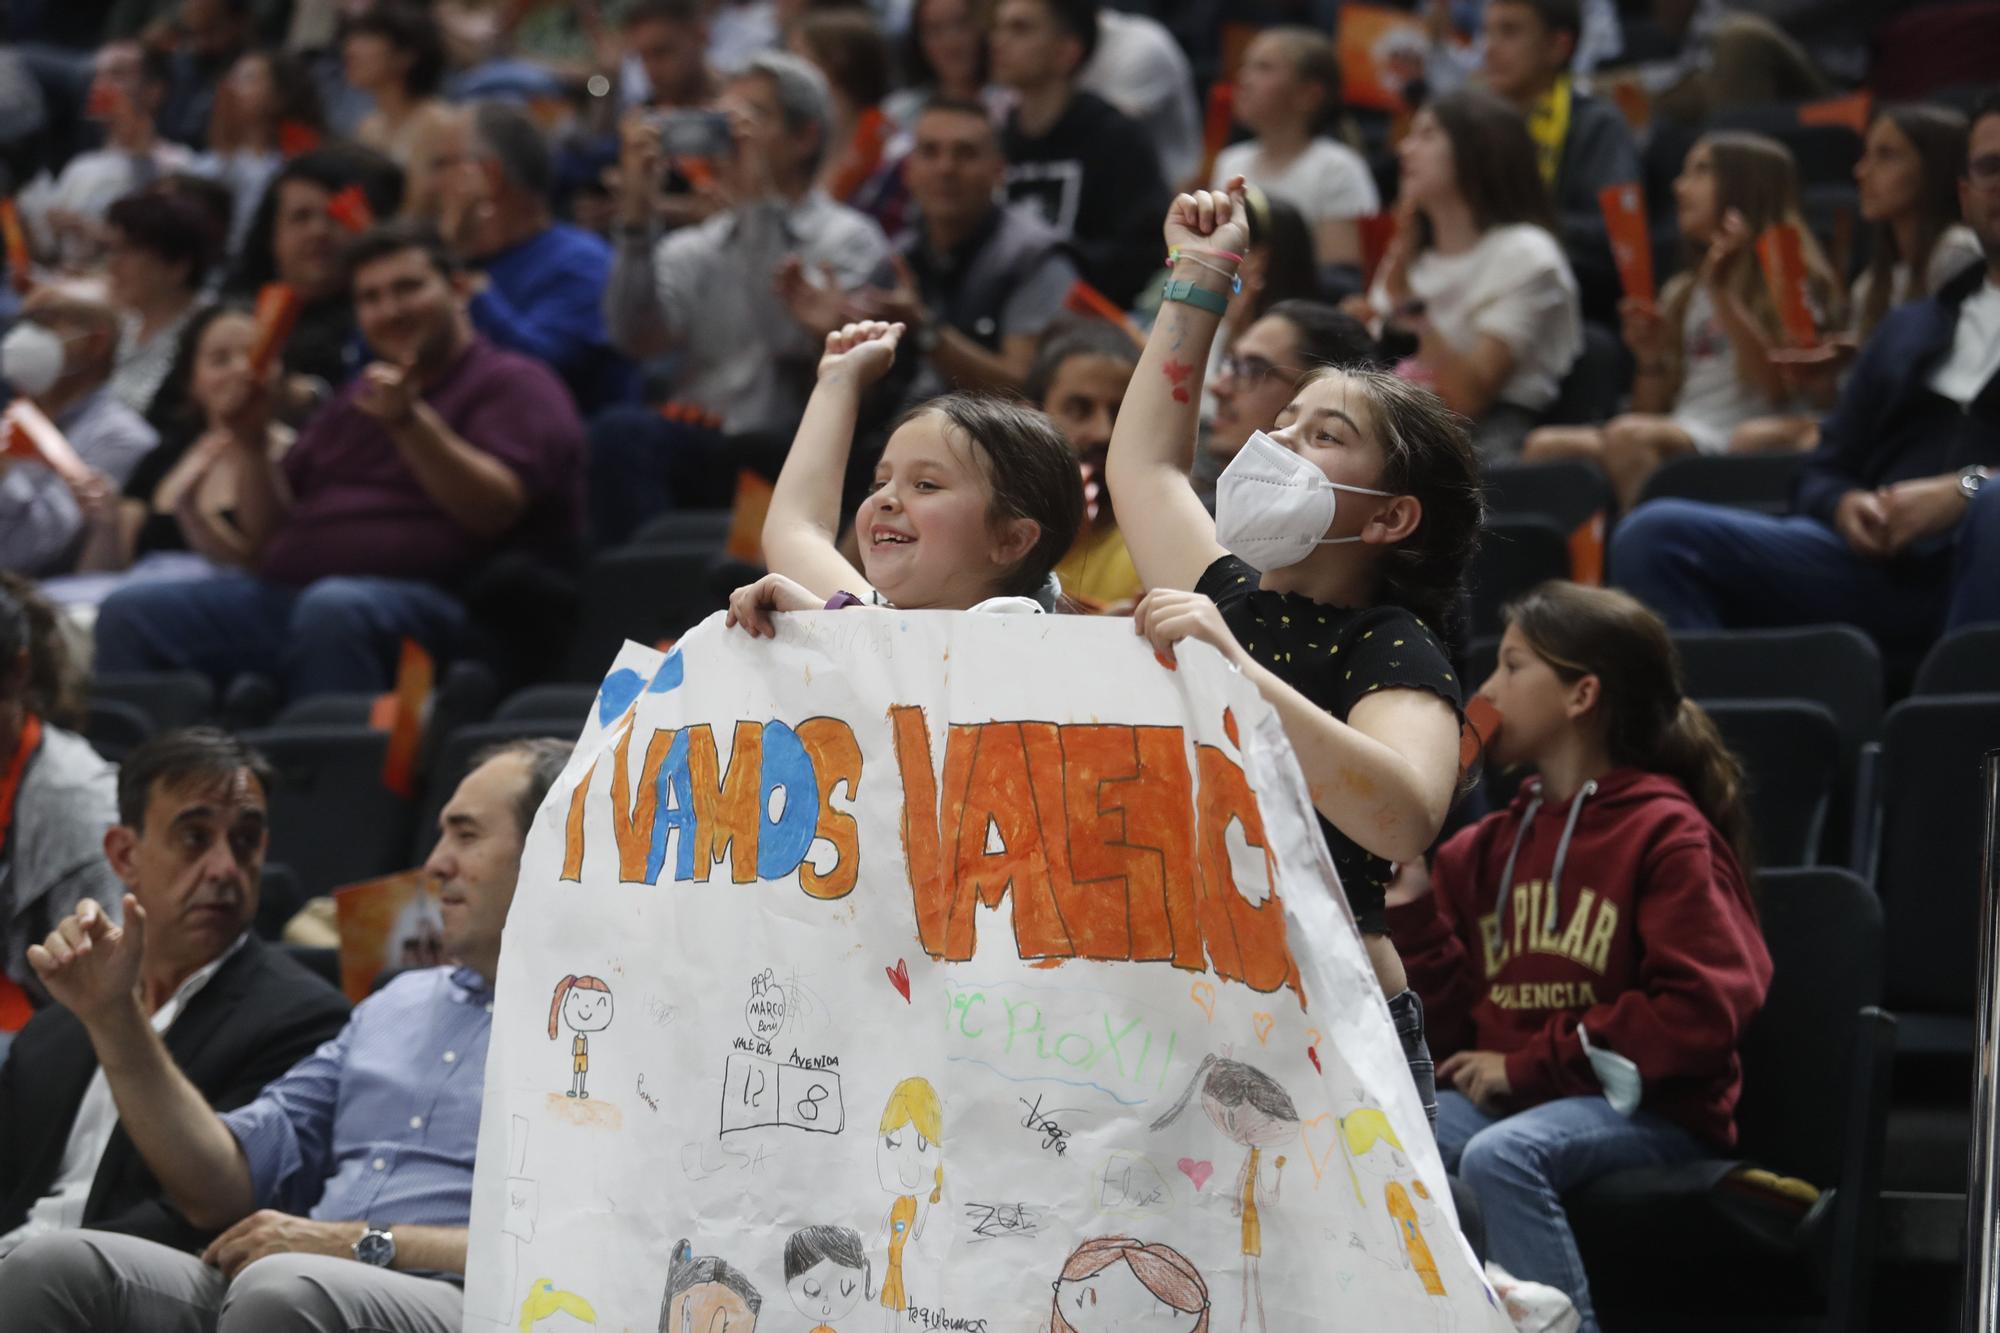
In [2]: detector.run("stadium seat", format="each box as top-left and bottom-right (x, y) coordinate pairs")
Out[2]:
(1566, 867), (1894, 1333)
(245, 723), (416, 898)
(1539, 322), (1628, 429)
(84, 698), (155, 764)
(1860, 695), (2000, 1061)
(88, 671), (215, 732)
(1913, 624), (2000, 695)
(1467, 516), (1571, 638)
(284, 944), (341, 989)
(1674, 626), (1883, 865)
(1479, 459), (1614, 537)
(411, 718), (585, 864)
(496, 683), (599, 725)
(1636, 453), (1804, 514)
(1704, 700), (1840, 867)
(629, 508), (735, 549)
(1706, 110), (1862, 187)
(564, 543), (731, 681)
(253, 862), (308, 941)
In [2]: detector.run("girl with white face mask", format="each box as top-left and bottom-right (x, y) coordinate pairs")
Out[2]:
(1105, 178), (1484, 1128)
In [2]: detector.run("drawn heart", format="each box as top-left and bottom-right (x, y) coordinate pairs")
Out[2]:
(1307, 1046), (1322, 1075)
(1300, 1113), (1342, 1184)
(1176, 1158), (1213, 1191)
(1188, 980), (1216, 1024)
(885, 958), (911, 1003)
(1252, 1012), (1275, 1046)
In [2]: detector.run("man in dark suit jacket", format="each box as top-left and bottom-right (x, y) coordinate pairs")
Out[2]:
(0, 728), (349, 1254)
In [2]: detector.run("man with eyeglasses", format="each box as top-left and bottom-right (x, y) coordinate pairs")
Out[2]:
(1613, 92), (2000, 651)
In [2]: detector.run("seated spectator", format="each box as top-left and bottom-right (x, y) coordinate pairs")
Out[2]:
(0, 577), (122, 1022)
(1030, 322), (1140, 610)
(0, 729), (349, 1256)
(426, 101), (629, 414)
(1481, 0), (1639, 327)
(1197, 298), (1375, 508)
(343, 1), (455, 175)
(862, 96), (1078, 400)
(156, 0), (254, 150)
(194, 50), (327, 255)
(1, 283), (162, 577)
(1213, 27), (1380, 277)
(47, 306), (293, 608)
(1524, 133), (1840, 509)
(882, 0), (997, 130)
(227, 145), (408, 397)
(104, 190), (216, 420)
(1733, 105), (1982, 456)
(992, 0), (1168, 309)
(16, 43), (196, 271)
(1611, 95), (2000, 651)
(1077, 5), (1201, 191)
(1368, 89), (1582, 461)
(1389, 581), (1771, 1333)
(94, 222), (586, 700)
(595, 53), (890, 540)
(793, 9), (907, 234)
(0, 739), (573, 1331)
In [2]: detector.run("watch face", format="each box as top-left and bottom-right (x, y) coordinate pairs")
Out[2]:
(357, 1230), (394, 1266)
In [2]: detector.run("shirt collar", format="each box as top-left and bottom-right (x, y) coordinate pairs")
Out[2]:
(450, 965), (493, 1000)
(157, 930), (249, 1023)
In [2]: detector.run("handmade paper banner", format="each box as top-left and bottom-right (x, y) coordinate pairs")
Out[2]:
(469, 615), (1506, 1331)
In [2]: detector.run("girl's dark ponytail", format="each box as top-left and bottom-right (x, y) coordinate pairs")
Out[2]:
(1651, 696), (1756, 875)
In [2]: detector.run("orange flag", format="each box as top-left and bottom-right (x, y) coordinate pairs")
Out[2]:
(249, 282), (303, 376)
(326, 185), (376, 233)
(3, 399), (92, 488)
(726, 468), (776, 565)
(1754, 223), (1819, 347)
(378, 638), (435, 799)
(0, 200), (29, 294)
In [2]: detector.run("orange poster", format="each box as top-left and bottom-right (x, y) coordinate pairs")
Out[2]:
(3, 399), (92, 488)
(0, 199), (30, 294)
(1598, 183), (1654, 304)
(1337, 5), (1432, 113)
(248, 282), (302, 375)
(726, 469), (776, 566)
(333, 869), (443, 1003)
(1754, 224), (1818, 347)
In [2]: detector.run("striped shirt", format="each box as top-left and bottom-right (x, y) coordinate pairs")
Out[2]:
(221, 966), (493, 1226)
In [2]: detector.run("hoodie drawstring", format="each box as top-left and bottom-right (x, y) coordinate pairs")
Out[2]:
(1496, 779), (1599, 946)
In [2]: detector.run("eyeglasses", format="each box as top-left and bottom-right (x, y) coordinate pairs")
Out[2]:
(1218, 354), (1302, 387)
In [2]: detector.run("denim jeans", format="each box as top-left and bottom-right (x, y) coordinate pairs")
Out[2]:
(1610, 483), (2000, 647)
(93, 573), (468, 700)
(1435, 1090), (1704, 1333)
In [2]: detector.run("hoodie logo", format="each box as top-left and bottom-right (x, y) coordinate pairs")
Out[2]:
(1477, 880), (1621, 982)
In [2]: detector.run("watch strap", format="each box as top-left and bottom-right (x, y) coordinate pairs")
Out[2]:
(1161, 278), (1229, 317)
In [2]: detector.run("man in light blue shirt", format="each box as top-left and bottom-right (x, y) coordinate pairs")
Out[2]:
(0, 738), (574, 1332)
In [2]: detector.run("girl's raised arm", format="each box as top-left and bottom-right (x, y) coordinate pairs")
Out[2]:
(759, 321), (906, 601)
(1103, 183), (1245, 594)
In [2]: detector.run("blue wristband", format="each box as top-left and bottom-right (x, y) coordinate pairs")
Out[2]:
(1161, 278), (1230, 317)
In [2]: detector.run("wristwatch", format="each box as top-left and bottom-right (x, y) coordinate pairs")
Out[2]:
(1958, 465), (1990, 502)
(354, 1225), (396, 1268)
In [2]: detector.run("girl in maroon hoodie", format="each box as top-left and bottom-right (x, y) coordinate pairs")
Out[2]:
(1386, 580), (1772, 1333)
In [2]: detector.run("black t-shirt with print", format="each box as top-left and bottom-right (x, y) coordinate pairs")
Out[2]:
(1197, 555), (1463, 935)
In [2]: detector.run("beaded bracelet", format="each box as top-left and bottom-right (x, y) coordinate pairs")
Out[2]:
(1168, 246), (1244, 265)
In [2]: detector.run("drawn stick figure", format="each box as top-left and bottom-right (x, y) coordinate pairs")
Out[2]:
(548, 974), (613, 1099)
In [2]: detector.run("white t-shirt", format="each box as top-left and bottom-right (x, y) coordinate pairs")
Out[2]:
(1670, 284), (1776, 455)
(1378, 224), (1582, 413)
(1929, 276), (2000, 408)
(1850, 224), (1987, 329)
(0, 934), (245, 1256)
(1213, 138), (1381, 234)
(1078, 9), (1202, 187)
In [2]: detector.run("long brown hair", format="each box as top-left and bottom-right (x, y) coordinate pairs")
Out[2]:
(1857, 104), (1970, 336)
(1050, 1238), (1210, 1333)
(1414, 89), (1556, 252)
(1660, 132), (1842, 396)
(1503, 581), (1755, 872)
(0, 573), (84, 729)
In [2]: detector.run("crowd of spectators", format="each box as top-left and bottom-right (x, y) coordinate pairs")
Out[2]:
(0, 0), (1995, 1326)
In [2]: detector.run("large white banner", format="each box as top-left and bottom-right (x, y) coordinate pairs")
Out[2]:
(467, 612), (1506, 1333)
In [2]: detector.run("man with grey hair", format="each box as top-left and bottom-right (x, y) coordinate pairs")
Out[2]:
(430, 101), (628, 413)
(0, 738), (574, 1333)
(605, 50), (890, 437)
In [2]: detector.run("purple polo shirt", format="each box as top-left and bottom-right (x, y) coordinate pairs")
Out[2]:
(259, 338), (584, 588)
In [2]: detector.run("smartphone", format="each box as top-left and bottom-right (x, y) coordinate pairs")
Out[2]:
(648, 109), (735, 164)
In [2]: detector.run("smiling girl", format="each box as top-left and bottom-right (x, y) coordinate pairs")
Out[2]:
(728, 321), (1084, 632)
(1105, 179), (1482, 1127)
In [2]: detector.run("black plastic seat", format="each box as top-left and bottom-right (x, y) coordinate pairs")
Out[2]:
(1704, 700), (1840, 867)
(1913, 623), (2000, 695)
(1565, 867), (1893, 1333)
(411, 719), (584, 863)
(1467, 516), (1570, 638)
(89, 671), (215, 731)
(244, 723), (416, 898)
(253, 862), (309, 941)
(564, 544), (730, 681)
(628, 508), (734, 549)
(1637, 453), (1804, 514)
(84, 698), (156, 764)
(496, 683), (600, 725)
(1480, 458), (1615, 535)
